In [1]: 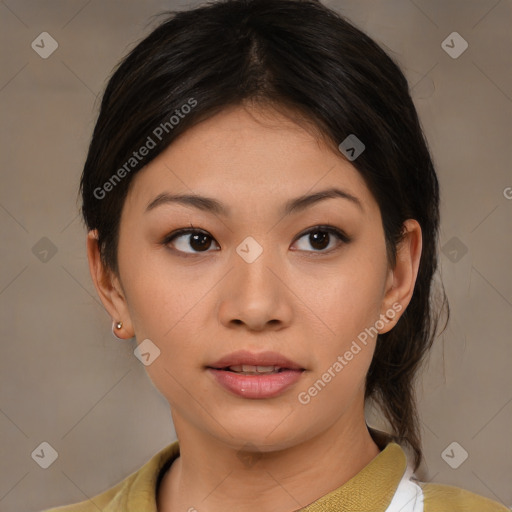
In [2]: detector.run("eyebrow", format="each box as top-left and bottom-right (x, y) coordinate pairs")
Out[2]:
(145, 187), (363, 216)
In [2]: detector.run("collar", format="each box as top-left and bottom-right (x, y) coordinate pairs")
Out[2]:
(297, 428), (408, 511)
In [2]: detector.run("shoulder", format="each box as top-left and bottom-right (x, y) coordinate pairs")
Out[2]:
(40, 440), (180, 512)
(420, 482), (509, 512)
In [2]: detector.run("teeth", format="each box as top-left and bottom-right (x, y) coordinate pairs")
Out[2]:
(228, 365), (281, 373)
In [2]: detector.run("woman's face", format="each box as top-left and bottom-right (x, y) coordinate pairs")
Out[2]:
(108, 104), (405, 451)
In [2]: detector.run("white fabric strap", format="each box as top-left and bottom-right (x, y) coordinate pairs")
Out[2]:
(384, 464), (424, 512)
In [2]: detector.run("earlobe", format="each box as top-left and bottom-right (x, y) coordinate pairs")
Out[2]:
(86, 230), (135, 339)
(379, 219), (422, 334)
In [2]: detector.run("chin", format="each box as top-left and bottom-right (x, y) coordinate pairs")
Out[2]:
(209, 414), (309, 453)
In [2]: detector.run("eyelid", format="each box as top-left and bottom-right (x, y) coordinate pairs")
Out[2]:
(162, 224), (351, 255)
(162, 225), (210, 245)
(293, 224), (351, 245)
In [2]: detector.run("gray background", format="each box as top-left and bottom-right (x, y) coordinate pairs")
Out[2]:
(0, 1), (511, 511)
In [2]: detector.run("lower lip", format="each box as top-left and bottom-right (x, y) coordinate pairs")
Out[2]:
(207, 368), (304, 399)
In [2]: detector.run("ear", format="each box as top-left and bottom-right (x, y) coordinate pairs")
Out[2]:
(378, 219), (422, 334)
(86, 230), (134, 339)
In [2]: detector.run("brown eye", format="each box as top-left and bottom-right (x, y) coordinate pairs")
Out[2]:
(292, 225), (350, 253)
(165, 229), (219, 254)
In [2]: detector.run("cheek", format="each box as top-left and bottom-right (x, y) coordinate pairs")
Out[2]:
(292, 271), (383, 419)
(300, 277), (379, 390)
(121, 265), (207, 407)
(119, 250), (221, 395)
(291, 241), (388, 394)
(294, 244), (388, 346)
(119, 243), (200, 336)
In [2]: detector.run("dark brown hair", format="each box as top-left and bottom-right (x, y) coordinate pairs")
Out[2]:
(80, 0), (449, 470)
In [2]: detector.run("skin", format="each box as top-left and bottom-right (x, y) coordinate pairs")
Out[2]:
(87, 103), (422, 512)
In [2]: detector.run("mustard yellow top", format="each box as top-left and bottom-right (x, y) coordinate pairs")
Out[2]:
(42, 430), (508, 512)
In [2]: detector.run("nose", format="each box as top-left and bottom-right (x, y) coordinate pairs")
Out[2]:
(217, 246), (293, 332)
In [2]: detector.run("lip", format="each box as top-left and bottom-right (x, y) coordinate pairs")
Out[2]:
(207, 350), (304, 370)
(206, 350), (305, 399)
(207, 368), (304, 399)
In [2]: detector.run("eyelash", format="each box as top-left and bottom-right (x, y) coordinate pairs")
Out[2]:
(162, 224), (351, 257)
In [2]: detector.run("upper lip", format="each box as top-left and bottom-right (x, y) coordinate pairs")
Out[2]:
(207, 350), (304, 370)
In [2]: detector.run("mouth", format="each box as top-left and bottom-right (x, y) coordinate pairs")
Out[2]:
(207, 350), (305, 372)
(209, 364), (297, 375)
(206, 351), (306, 399)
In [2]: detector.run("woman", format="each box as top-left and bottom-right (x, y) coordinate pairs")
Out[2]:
(44, 0), (508, 510)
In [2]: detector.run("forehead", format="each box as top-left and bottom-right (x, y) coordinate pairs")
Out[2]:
(123, 104), (377, 219)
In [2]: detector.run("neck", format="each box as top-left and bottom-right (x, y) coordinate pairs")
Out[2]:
(157, 410), (381, 512)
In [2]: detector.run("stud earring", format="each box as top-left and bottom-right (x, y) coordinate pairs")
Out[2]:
(112, 320), (124, 340)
